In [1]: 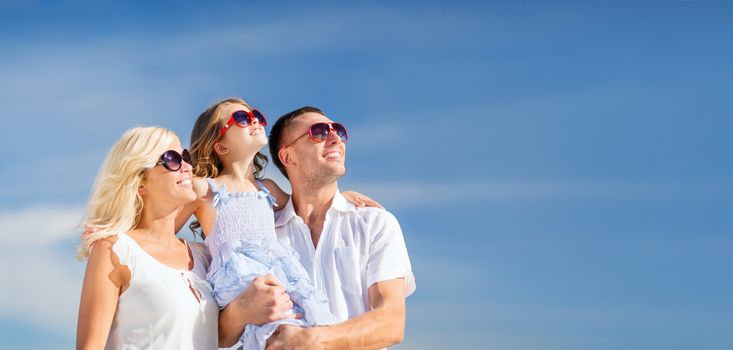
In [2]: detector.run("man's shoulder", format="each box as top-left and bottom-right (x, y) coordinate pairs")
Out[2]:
(346, 205), (401, 231)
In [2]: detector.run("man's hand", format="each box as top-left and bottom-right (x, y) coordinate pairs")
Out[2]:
(266, 325), (317, 350)
(233, 274), (296, 324)
(218, 274), (297, 347)
(264, 279), (406, 350)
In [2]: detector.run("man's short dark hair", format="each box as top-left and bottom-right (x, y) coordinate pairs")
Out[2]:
(269, 106), (325, 179)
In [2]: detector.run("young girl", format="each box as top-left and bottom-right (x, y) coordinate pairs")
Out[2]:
(178, 98), (376, 349)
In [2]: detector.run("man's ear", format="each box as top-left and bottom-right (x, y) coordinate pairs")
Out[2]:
(278, 148), (295, 168)
(214, 142), (229, 156)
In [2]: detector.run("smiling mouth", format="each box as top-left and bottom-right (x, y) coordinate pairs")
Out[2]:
(323, 150), (342, 160)
(177, 178), (192, 185)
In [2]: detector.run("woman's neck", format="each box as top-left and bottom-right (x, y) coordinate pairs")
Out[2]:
(132, 203), (180, 245)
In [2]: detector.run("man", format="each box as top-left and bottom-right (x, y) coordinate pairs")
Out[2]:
(264, 106), (416, 349)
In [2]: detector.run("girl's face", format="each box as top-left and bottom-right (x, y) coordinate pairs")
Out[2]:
(141, 138), (196, 207)
(217, 103), (268, 153)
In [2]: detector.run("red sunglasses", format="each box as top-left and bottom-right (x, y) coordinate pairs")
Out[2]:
(283, 122), (348, 148)
(215, 109), (268, 143)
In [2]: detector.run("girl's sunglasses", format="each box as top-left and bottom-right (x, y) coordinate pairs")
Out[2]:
(156, 149), (192, 171)
(283, 122), (348, 148)
(215, 109), (268, 143)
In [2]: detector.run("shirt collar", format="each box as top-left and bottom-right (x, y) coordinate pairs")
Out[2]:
(274, 188), (355, 228)
(330, 189), (357, 213)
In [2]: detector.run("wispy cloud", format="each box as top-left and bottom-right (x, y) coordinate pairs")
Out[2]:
(0, 206), (84, 337)
(0, 205), (84, 246)
(341, 179), (733, 210)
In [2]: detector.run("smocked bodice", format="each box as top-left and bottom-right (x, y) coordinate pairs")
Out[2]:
(204, 178), (277, 269)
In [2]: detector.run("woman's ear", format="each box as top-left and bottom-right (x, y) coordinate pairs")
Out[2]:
(138, 185), (146, 196)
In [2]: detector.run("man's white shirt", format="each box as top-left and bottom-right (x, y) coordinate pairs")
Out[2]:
(274, 189), (416, 321)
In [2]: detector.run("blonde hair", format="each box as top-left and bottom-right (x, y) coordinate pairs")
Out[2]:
(77, 126), (177, 259)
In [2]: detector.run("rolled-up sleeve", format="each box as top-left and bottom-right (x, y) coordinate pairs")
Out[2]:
(365, 210), (416, 296)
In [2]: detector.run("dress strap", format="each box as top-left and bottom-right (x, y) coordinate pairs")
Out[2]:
(111, 233), (139, 278)
(207, 178), (230, 208)
(255, 180), (279, 208)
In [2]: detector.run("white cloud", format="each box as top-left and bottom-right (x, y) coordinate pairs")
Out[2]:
(0, 243), (84, 337)
(0, 206), (85, 337)
(340, 180), (733, 210)
(0, 205), (84, 246)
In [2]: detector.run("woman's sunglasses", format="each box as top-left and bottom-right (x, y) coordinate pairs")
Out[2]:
(215, 109), (268, 143)
(156, 149), (192, 171)
(283, 122), (348, 148)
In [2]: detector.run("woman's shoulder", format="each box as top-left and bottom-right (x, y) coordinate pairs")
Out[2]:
(87, 232), (125, 255)
(87, 233), (136, 272)
(259, 178), (289, 209)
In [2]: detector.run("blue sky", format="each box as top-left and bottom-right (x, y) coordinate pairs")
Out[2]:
(1, 1), (731, 349)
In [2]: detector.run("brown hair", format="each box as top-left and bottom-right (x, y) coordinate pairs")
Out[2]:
(189, 98), (268, 179)
(268, 106), (325, 180)
(188, 98), (269, 235)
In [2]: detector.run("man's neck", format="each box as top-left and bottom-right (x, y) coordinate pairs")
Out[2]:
(291, 181), (338, 248)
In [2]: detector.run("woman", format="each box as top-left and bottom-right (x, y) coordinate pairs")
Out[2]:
(76, 126), (218, 349)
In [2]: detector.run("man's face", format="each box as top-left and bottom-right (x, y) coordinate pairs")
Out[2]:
(281, 112), (347, 184)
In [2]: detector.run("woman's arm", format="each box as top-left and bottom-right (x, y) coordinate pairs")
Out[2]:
(76, 237), (129, 350)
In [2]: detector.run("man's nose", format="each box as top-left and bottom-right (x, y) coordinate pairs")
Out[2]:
(326, 128), (342, 145)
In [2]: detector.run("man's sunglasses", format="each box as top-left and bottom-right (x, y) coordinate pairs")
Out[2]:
(156, 149), (192, 171)
(283, 122), (348, 148)
(215, 109), (268, 143)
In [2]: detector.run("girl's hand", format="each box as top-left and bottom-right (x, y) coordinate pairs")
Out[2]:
(82, 224), (98, 240)
(342, 191), (384, 209)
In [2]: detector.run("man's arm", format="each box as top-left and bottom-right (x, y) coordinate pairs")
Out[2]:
(218, 274), (297, 347)
(267, 278), (406, 350)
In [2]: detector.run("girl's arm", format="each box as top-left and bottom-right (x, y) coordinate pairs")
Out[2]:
(76, 237), (128, 350)
(341, 191), (384, 209)
(174, 177), (208, 234)
(260, 178), (384, 210)
(175, 200), (200, 234)
(260, 178), (291, 212)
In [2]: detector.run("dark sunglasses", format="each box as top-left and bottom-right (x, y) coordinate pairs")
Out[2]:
(215, 109), (268, 143)
(283, 122), (348, 148)
(156, 149), (192, 171)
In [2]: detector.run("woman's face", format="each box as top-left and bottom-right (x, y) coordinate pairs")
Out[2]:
(141, 138), (196, 207)
(217, 103), (268, 152)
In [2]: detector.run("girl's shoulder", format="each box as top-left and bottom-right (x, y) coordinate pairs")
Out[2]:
(258, 178), (289, 209)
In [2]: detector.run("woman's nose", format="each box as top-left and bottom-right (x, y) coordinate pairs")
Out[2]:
(181, 159), (193, 172)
